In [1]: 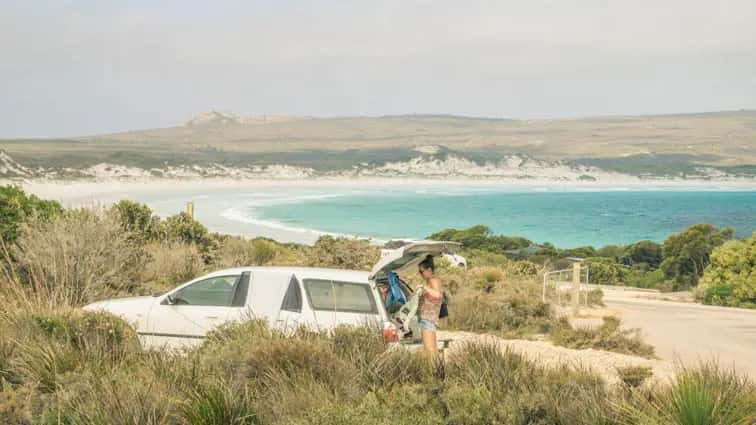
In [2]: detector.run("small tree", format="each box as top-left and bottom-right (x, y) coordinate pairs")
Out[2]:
(163, 212), (218, 263)
(308, 236), (380, 270)
(698, 233), (755, 308)
(110, 200), (161, 242)
(622, 240), (663, 269)
(661, 224), (733, 289)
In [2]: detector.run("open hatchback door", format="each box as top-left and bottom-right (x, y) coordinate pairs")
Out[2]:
(370, 240), (460, 342)
(370, 240), (461, 280)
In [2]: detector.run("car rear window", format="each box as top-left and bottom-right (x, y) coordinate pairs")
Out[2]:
(303, 279), (377, 314)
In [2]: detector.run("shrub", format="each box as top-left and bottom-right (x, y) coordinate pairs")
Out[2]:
(618, 363), (756, 425)
(250, 238), (281, 265)
(698, 233), (756, 308)
(163, 212), (218, 263)
(624, 268), (667, 289)
(9, 209), (144, 306)
(471, 266), (504, 292)
(428, 225), (532, 253)
(461, 248), (510, 267)
(622, 240), (663, 269)
(444, 341), (611, 424)
(585, 257), (623, 285)
(110, 199), (161, 242)
(508, 260), (540, 277)
(617, 365), (653, 388)
(141, 241), (205, 291)
(0, 185), (62, 244)
(307, 236), (380, 270)
(215, 236), (301, 268)
(549, 316), (656, 358)
(445, 293), (552, 337)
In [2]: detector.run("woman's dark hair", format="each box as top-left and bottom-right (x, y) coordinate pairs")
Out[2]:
(419, 255), (435, 272)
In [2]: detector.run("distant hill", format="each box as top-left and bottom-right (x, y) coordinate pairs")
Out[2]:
(2, 110), (755, 179)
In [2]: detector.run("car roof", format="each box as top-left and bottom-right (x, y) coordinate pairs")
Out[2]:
(204, 266), (370, 284)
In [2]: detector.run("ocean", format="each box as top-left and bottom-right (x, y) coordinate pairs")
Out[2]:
(130, 186), (756, 248)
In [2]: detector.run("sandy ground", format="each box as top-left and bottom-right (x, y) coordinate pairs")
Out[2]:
(575, 288), (756, 379)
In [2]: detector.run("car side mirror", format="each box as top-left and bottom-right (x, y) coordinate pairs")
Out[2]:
(161, 294), (175, 305)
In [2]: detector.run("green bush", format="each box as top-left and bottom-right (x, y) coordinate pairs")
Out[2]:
(622, 240), (663, 269)
(618, 363), (756, 425)
(698, 233), (756, 308)
(163, 212), (218, 263)
(427, 225), (531, 253)
(624, 268), (667, 289)
(307, 236), (380, 270)
(110, 199), (162, 242)
(445, 294), (552, 337)
(0, 185), (62, 244)
(585, 257), (624, 285)
(661, 223), (733, 289)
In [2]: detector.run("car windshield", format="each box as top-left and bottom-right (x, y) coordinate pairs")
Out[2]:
(303, 279), (377, 314)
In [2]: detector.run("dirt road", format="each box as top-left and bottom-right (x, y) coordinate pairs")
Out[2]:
(598, 289), (756, 379)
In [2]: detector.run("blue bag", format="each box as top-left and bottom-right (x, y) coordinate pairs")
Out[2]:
(385, 271), (407, 313)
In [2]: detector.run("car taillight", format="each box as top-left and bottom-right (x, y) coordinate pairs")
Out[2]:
(382, 323), (399, 343)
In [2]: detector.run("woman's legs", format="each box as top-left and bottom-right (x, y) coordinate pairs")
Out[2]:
(421, 329), (437, 354)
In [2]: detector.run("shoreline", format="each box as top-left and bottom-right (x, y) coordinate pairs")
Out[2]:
(11, 175), (756, 202)
(8, 177), (756, 246)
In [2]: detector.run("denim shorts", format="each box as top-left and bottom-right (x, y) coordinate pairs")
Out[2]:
(418, 319), (437, 331)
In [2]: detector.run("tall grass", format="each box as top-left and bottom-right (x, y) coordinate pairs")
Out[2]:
(617, 363), (756, 425)
(2, 208), (144, 308)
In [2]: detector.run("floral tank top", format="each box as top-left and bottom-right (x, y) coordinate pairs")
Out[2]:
(418, 289), (443, 324)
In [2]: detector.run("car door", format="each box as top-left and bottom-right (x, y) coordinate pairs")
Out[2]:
(276, 274), (304, 331)
(143, 273), (241, 348)
(237, 269), (290, 328)
(302, 278), (382, 331)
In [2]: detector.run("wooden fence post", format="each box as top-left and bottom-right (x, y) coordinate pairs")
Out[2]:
(572, 261), (581, 316)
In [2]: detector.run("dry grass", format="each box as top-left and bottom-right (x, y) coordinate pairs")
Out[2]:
(3, 208), (144, 308)
(140, 241), (205, 292)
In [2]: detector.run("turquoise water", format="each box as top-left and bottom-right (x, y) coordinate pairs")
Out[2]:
(253, 190), (756, 247)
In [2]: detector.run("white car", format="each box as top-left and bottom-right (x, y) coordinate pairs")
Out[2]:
(84, 241), (460, 349)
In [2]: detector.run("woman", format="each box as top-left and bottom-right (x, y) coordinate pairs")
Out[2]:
(417, 255), (443, 354)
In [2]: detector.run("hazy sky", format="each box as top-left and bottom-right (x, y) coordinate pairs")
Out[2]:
(2, 1), (755, 137)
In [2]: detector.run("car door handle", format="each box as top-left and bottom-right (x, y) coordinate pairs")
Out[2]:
(205, 315), (219, 319)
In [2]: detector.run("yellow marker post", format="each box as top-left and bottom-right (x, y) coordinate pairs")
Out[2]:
(186, 202), (194, 220)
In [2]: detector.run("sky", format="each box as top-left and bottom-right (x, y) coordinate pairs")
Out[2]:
(1, 0), (755, 138)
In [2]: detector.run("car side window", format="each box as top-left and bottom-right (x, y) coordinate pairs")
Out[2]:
(171, 275), (240, 306)
(281, 275), (302, 312)
(303, 279), (377, 313)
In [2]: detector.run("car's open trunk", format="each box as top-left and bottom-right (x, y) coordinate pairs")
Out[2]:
(370, 241), (461, 341)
